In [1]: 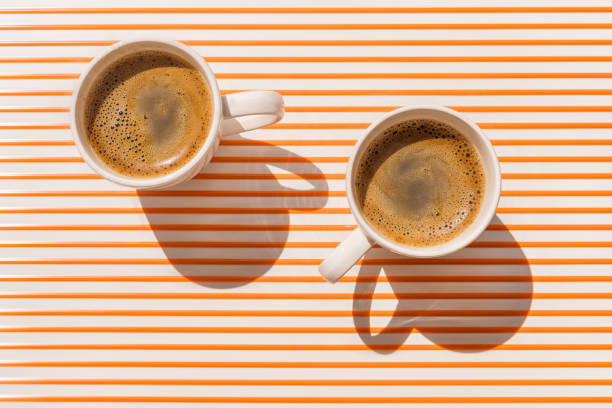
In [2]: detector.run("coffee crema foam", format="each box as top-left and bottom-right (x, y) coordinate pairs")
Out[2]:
(85, 51), (213, 178)
(355, 119), (486, 247)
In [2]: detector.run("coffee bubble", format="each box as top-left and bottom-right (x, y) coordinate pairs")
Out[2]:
(85, 51), (212, 178)
(355, 119), (485, 247)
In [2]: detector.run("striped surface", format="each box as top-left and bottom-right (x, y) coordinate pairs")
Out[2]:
(0, 1), (612, 407)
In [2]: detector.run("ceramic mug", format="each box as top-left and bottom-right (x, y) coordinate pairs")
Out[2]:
(71, 39), (284, 189)
(318, 106), (501, 283)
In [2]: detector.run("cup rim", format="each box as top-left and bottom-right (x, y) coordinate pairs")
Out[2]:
(70, 39), (222, 189)
(345, 105), (502, 258)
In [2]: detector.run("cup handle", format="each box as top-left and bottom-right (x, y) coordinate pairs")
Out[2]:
(220, 91), (284, 136)
(319, 227), (374, 283)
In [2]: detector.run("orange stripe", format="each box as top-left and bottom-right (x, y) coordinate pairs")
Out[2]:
(0, 240), (608, 248)
(482, 122), (612, 129)
(17, 120), (609, 130)
(243, 121), (612, 130)
(496, 208), (612, 213)
(220, 72), (612, 79)
(0, 73), (78, 79)
(232, 88), (612, 95)
(0, 190), (606, 197)
(0, 207), (350, 214)
(4, 139), (611, 147)
(0, 275), (609, 282)
(0, 190), (343, 197)
(0, 310), (609, 318)
(0, 258), (608, 265)
(219, 56), (612, 62)
(6, 23), (612, 30)
(212, 156), (349, 163)
(0, 292), (605, 299)
(455, 105), (612, 112)
(7, 7), (612, 13)
(242, 138), (600, 146)
(220, 139), (356, 146)
(490, 224), (612, 230)
(286, 106), (397, 112)
(499, 157), (612, 162)
(267, 123), (367, 129)
(288, 105), (612, 112)
(11, 56), (612, 63)
(0, 224), (355, 231)
(8, 39), (612, 46)
(1, 397), (611, 404)
(0, 173), (346, 180)
(2, 326), (608, 333)
(0, 361), (610, 369)
(3, 378), (612, 386)
(10, 89), (612, 97)
(363, 258), (612, 265)
(0, 57), (90, 62)
(0, 224), (607, 231)
(0, 106), (69, 112)
(0, 90), (71, 96)
(0, 326), (610, 335)
(1, 344), (611, 351)
(0, 41), (114, 46)
(196, 172), (346, 179)
(0, 207), (605, 214)
(0, 241), (336, 248)
(0, 140), (73, 146)
(501, 191), (612, 196)
(493, 140), (612, 146)
(0, 240), (280, 247)
(0, 172), (606, 180)
(0, 123), (68, 129)
(23, 71), (612, 79)
(0, 157), (83, 162)
(0, 173), (100, 179)
(129, 39), (612, 46)
(20, 156), (331, 166)
(0, 258), (322, 265)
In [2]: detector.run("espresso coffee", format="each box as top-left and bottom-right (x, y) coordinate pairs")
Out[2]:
(85, 51), (213, 178)
(355, 119), (485, 247)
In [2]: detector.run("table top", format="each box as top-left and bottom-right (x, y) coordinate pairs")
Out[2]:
(0, 1), (611, 406)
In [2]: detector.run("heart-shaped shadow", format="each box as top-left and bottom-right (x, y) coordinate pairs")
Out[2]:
(352, 216), (533, 353)
(138, 137), (330, 288)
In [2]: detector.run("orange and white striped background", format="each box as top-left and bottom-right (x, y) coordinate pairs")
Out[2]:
(0, 0), (611, 406)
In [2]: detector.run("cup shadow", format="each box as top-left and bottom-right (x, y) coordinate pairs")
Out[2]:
(137, 136), (329, 288)
(352, 216), (533, 354)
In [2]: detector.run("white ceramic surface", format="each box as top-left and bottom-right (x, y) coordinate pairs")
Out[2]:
(319, 106), (501, 283)
(71, 39), (284, 189)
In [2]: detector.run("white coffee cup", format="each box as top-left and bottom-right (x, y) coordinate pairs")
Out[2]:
(319, 106), (501, 283)
(71, 39), (284, 189)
